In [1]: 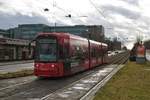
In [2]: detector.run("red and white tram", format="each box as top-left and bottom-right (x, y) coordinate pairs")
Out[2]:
(33, 32), (108, 77)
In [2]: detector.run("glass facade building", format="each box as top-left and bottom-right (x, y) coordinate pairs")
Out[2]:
(0, 29), (11, 38)
(7, 24), (105, 42)
(8, 24), (49, 40)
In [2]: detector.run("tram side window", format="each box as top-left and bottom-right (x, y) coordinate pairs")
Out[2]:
(79, 46), (86, 60)
(70, 45), (76, 60)
(58, 43), (69, 60)
(84, 48), (89, 58)
(97, 46), (100, 58)
(95, 47), (99, 58)
(91, 47), (96, 58)
(75, 46), (82, 60)
(70, 45), (81, 60)
(99, 47), (103, 57)
(83, 47), (88, 59)
(63, 43), (69, 59)
(58, 44), (63, 59)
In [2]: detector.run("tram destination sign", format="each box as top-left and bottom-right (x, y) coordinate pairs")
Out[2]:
(39, 39), (56, 43)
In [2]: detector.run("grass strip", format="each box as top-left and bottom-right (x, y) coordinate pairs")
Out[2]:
(0, 69), (33, 79)
(94, 61), (150, 100)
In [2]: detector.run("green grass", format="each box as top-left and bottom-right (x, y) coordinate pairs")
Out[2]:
(94, 61), (150, 100)
(0, 69), (33, 79)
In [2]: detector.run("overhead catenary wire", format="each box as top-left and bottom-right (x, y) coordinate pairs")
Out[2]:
(88, 0), (114, 25)
(88, 0), (122, 45)
(88, 0), (106, 18)
(44, 0), (87, 25)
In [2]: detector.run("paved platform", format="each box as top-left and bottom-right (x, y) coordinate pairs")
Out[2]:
(0, 60), (33, 74)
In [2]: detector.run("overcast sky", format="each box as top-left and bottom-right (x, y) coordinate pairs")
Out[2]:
(0, 0), (150, 49)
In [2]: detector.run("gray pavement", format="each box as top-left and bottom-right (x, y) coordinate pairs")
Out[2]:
(0, 61), (34, 74)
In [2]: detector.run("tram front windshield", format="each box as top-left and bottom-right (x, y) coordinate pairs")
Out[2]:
(36, 38), (57, 62)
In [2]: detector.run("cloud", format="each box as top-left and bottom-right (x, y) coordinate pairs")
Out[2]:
(0, 2), (3, 6)
(120, 0), (139, 6)
(102, 5), (141, 19)
(0, 12), (50, 29)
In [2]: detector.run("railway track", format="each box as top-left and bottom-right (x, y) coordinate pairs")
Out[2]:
(0, 51), (129, 100)
(80, 52), (129, 100)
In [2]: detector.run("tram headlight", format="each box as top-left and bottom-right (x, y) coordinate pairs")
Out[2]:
(35, 64), (39, 67)
(51, 64), (55, 68)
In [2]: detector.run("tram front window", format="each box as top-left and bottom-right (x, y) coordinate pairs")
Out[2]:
(36, 38), (57, 62)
